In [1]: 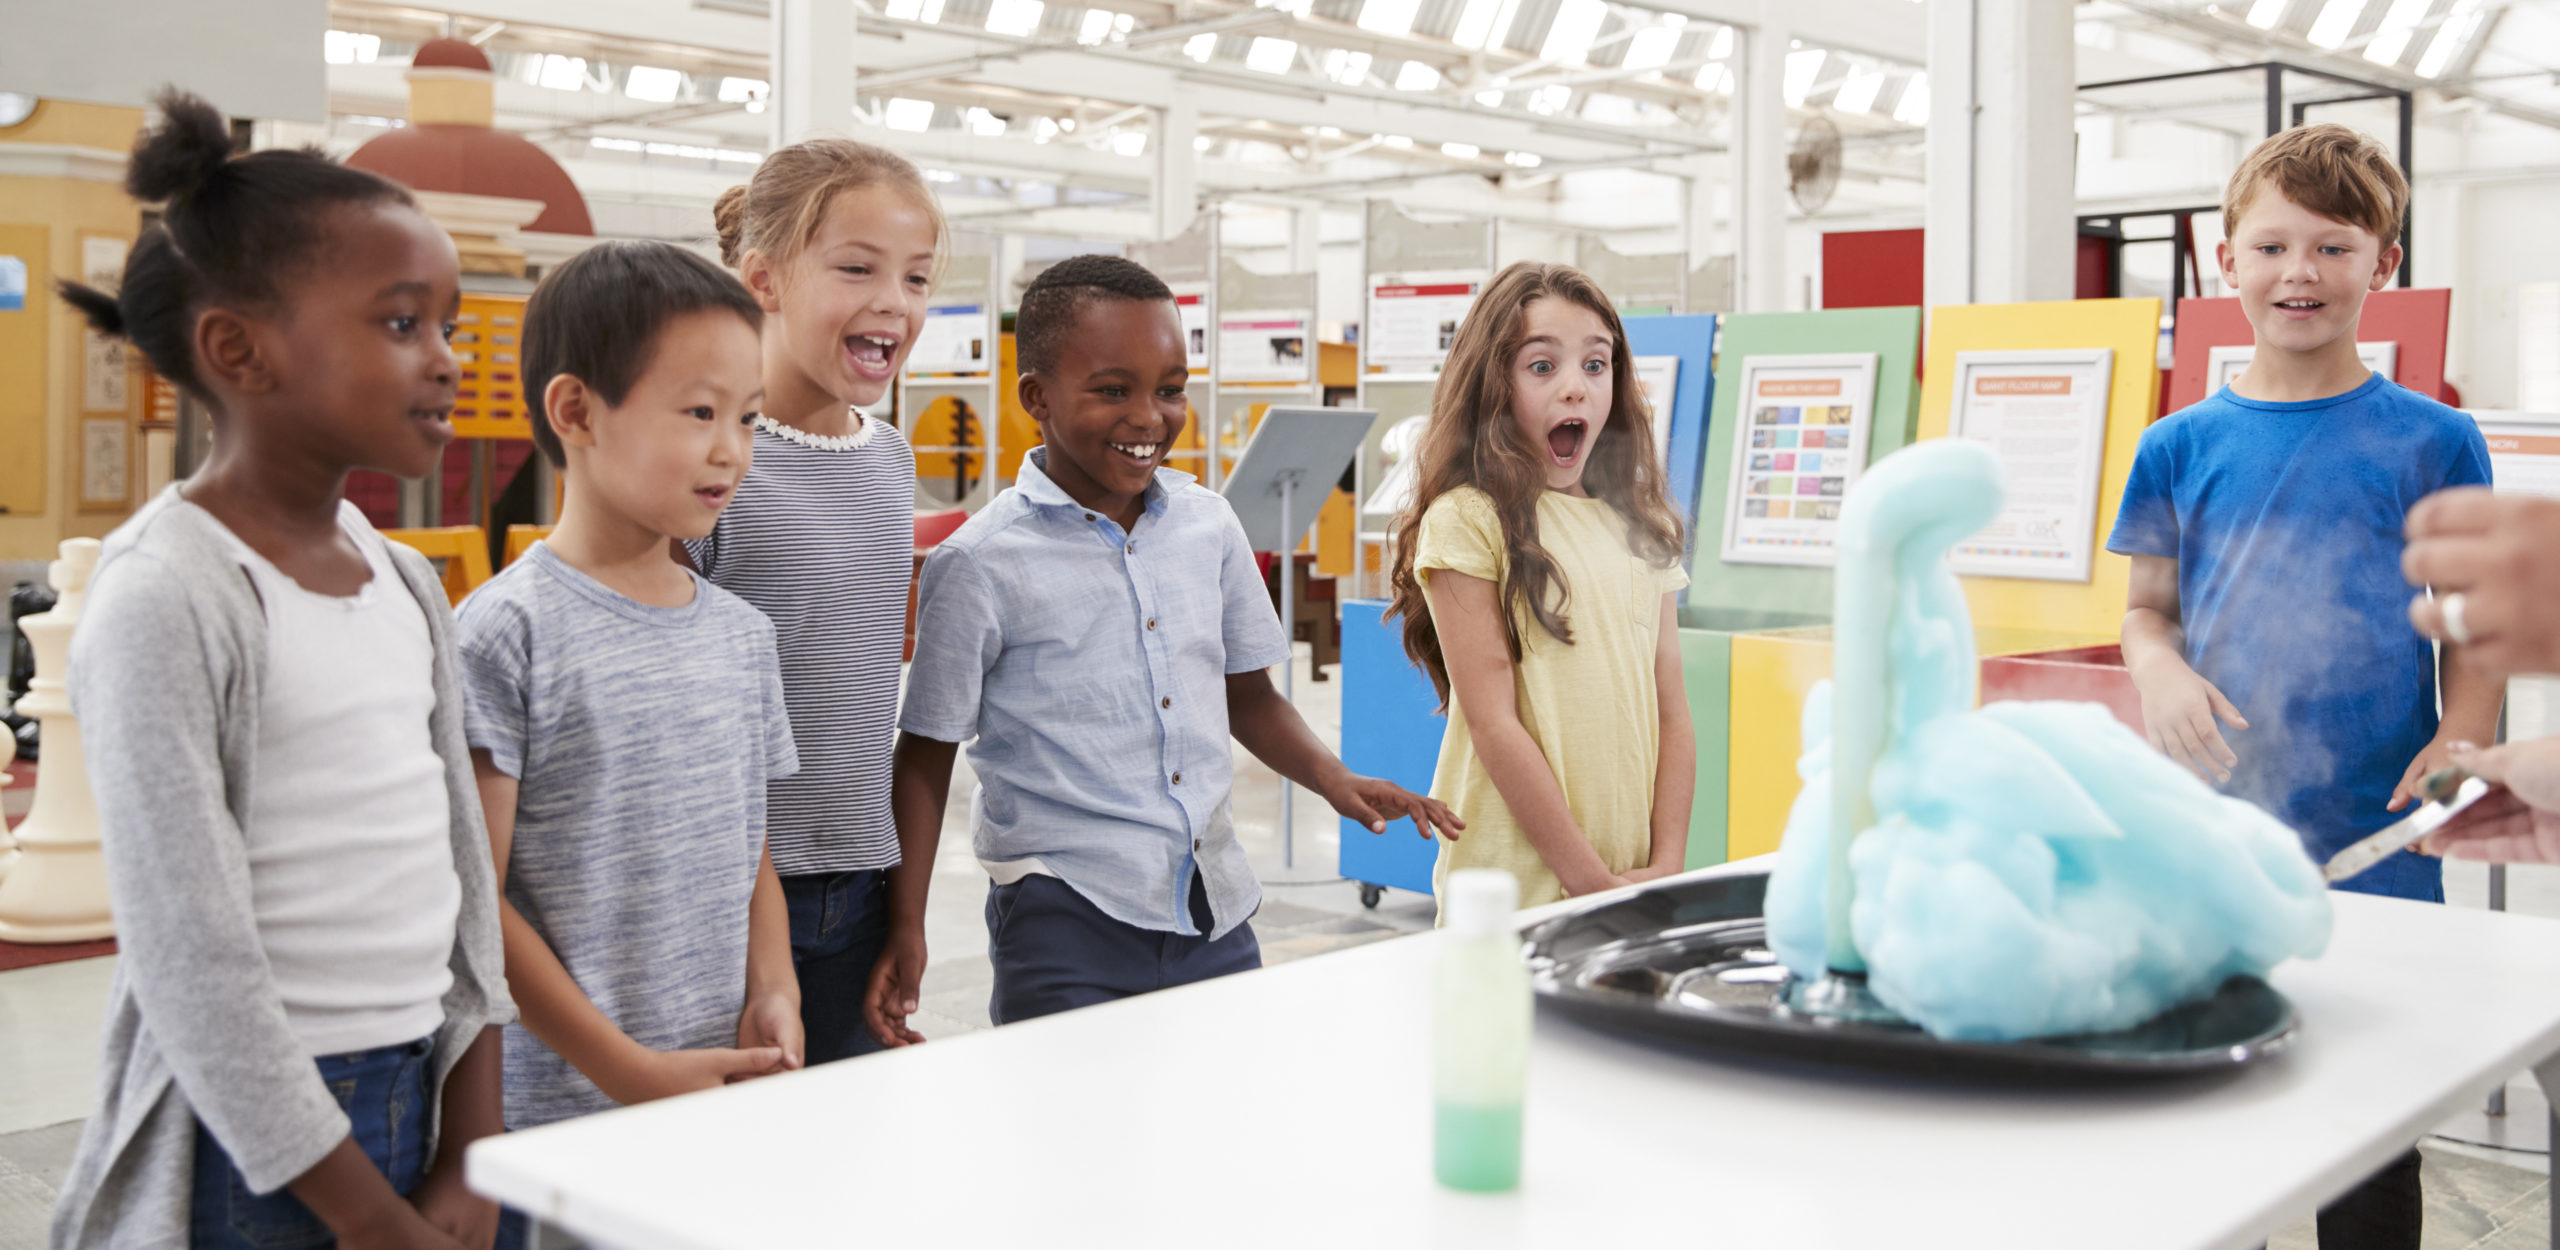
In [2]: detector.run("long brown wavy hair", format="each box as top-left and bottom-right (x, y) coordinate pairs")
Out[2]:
(1386, 262), (1687, 709)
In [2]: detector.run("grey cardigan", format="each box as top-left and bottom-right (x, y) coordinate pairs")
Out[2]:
(50, 488), (514, 1250)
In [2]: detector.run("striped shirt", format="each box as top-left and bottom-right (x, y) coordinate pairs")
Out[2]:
(687, 416), (914, 876)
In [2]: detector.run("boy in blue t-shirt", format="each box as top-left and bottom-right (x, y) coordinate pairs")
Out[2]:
(2110, 123), (2498, 907)
(2109, 121), (2494, 1250)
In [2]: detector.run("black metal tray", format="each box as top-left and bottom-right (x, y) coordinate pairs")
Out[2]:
(1520, 871), (2298, 1083)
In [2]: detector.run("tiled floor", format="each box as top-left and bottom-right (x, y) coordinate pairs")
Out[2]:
(3, 653), (2559, 1247)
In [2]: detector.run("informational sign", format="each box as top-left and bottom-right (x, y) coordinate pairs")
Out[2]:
(0, 255), (23, 312)
(1366, 272), (1483, 373)
(1632, 355), (1679, 470)
(1175, 289), (1209, 372)
(2207, 341), (2398, 392)
(1946, 348), (2116, 583)
(1218, 308), (1313, 385)
(81, 236), (128, 411)
(81, 418), (127, 505)
(906, 304), (990, 376)
(2477, 413), (2560, 501)
(1719, 353), (1878, 567)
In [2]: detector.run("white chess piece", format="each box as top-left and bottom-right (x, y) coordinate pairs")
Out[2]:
(0, 539), (112, 943)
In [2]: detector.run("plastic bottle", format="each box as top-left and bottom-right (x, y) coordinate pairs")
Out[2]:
(1434, 868), (1529, 1192)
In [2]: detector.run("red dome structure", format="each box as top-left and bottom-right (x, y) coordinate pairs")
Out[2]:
(345, 39), (596, 237)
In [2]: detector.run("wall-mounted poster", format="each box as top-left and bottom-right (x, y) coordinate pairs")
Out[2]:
(81, 418), (127, 507)
(1366, 272), (1483, 373)
(0, 255), (24, 311)
(1218, 308), (1313, 384)
(2207, 341), (2398, 393)
(1631, 354), (1679, 470)
(81, 235), (129, 411)
(2476, 412), (2560, 500)
(905, 304), (990, 376)
(1718, 352), (1878, 568)
(1175, 289), (1209, 372)
(1946, 347), (2116, 583)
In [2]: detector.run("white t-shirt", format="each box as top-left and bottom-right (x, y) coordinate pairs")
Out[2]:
(208, 501), (460, 1056)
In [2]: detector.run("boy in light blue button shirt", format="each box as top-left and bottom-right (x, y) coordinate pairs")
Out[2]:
(875, 255), (1460, 1038)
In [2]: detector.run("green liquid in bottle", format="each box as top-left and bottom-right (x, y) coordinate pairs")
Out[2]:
(1434, 1100), (1523, 1192)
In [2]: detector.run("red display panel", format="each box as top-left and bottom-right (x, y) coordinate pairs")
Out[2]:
(2166, 287), (2452, 416)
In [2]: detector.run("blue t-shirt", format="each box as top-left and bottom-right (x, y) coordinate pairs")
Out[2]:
(2106, 373), (2490, 900)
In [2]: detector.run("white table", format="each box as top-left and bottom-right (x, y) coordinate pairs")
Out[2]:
(469, 864), (2560, 1249)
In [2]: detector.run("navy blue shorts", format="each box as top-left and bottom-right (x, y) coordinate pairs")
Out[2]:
(986, 873), (1260, 1025)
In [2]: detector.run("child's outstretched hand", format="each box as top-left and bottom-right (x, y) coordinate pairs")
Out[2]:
(2129, 655), (2248, 784)
(730, 992), (806, 1084)
(1322, 772), (1465, 842)
(602, 1044), (788, 1104)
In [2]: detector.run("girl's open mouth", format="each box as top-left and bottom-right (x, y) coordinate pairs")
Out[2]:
(1546, 419), (1586, 466)
(845, 332), (901, 381)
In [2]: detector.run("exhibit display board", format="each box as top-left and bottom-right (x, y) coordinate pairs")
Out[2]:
(2207, 342), (2397, 393)
(1687, 307), (1925, 619)
(907, 304), (993, 376)
(1365, 274), (1483, 373)
(1917, 297), (2163, 637)
(2168, 287), (2450, 413)
(1175, 290), (1209, 372)
(1943, 348), (2115, 583)
(1720, 353), (1877, 568)
(1622, 313), (1717, 539)
(2477, 411), (2560, 499)
(1219, 309), (1314, 385)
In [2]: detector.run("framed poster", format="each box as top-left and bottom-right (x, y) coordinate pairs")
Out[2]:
(1218, 308), (1313, 384)
(80, 235), (130, 411)
(1365, 271), (1484, 373)
(1718, 352), (1878, 568)
(2475, 411), (2560, 501)
(905, 304), (989, 377)
(81, 418), (128, 508)
(1174, 288), (1208, 372)
(1631, 355), (1679, 470)
(1946, 348), (2116, 583)
(2207, 341), (2398, 392)
(0, 254), (23, 311)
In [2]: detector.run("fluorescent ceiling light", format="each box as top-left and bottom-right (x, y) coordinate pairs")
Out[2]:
(1112, 131), (1146, 156)
(965, 106), (1006, 135)
(1034, 117), (1061, 141)
(1381, 134), (1413, 148)
(717, 76), (767, 103)
(1504, 150), (1541, 167)
(2417, 0), (2486, 76)
(2364, 0), (2429, 63)
(1893, 70), (1930, 125)
(1450, 0), (1503, 48)
(1247, 36), (1298, 73)
(1357, 0), (1422, 38)
(2306, 0), (2365, 48)
(1526, 83), (1572, 114)
(1443, 141), (1480, 158)
(986, 0), (1044, 36)
(1185, 32), (1217, 61)
(1539, 0), (1608, 66)
(2246, 0), (2288, 28)
(884, 97), (935, 131)
(1323, 49), (1373, 84)
(1194, 134), (1214, 151)
(324, 31), (381, 64)
(884, 0), (924, 17)
(1706, 25), (1732, 59)
(1475, 88), (1503, 106)
(537, 55), (588, 91)
(1395, 61), (1442, 91)
(1622, 23), (1679, 73)
(624, 65), (683, 102)
(1078, 9), (1114, 43)
(1834, 62), (1884, 115)
(1782, 48), (1824, 107)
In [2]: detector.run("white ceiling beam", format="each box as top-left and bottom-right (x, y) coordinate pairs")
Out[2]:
(1615, 0), (1925, 67)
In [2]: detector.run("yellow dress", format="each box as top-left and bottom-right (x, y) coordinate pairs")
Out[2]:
(1414, 486), (1689, 912)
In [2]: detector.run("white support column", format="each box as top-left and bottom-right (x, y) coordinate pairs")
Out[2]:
(1287, 201), (1322, 275)
(772, 0), (860, 147)
(1738, 17), (1791, 313)
(1924, 0), (2074, 306)
(1153, 102), (1200, 242)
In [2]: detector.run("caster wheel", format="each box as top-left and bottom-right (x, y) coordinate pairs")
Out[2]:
(1360, 883), (1384, 909)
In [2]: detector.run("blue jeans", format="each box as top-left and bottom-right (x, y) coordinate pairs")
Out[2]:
(783, 869), (890, 1063)
(189, 1037), (521, 1250)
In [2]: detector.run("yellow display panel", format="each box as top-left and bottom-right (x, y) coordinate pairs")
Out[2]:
(1916, 298), (2161, 637)
(0, 225), (48, 516)
(909, 392), (994, 487)
(1725, 623), (2115, 860)
(996, 333), (1037, 480)
(449, 293), (530, 440)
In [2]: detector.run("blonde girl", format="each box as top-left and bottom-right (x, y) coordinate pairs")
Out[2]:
(690, 140), (947, 1059)
(1386, 261), (1695, 911)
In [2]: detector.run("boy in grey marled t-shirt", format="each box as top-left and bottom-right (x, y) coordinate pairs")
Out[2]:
(457, 544), (797, 1128)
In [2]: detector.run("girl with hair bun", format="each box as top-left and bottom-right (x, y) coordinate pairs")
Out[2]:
(685, 138), (948, 1058)
(51, 89), (515, 1250)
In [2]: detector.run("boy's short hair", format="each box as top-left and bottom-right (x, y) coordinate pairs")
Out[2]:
(2223, 123), (2408, 246)
(522, 240), (763, 468)
(1014, 254), (1174, 378)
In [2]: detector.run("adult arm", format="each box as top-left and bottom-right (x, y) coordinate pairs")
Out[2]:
(1628, 593), (1694, 881)
(1425, 568), (1621, 895)
(866, 732), (956, 1047)
(473, 754), (780, 1104)
(2121, 553), (2248, 783)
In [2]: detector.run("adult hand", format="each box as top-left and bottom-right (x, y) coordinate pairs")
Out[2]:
(863, 927), (929, 1049)
(2419, 739), (2560, 864)
(2404, 488), (2560, 677)
(2128, 654), (2247, 784)
(1324, 773), (1466, 842)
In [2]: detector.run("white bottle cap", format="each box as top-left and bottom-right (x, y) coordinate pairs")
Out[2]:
(1445, 869), (1520, 939)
